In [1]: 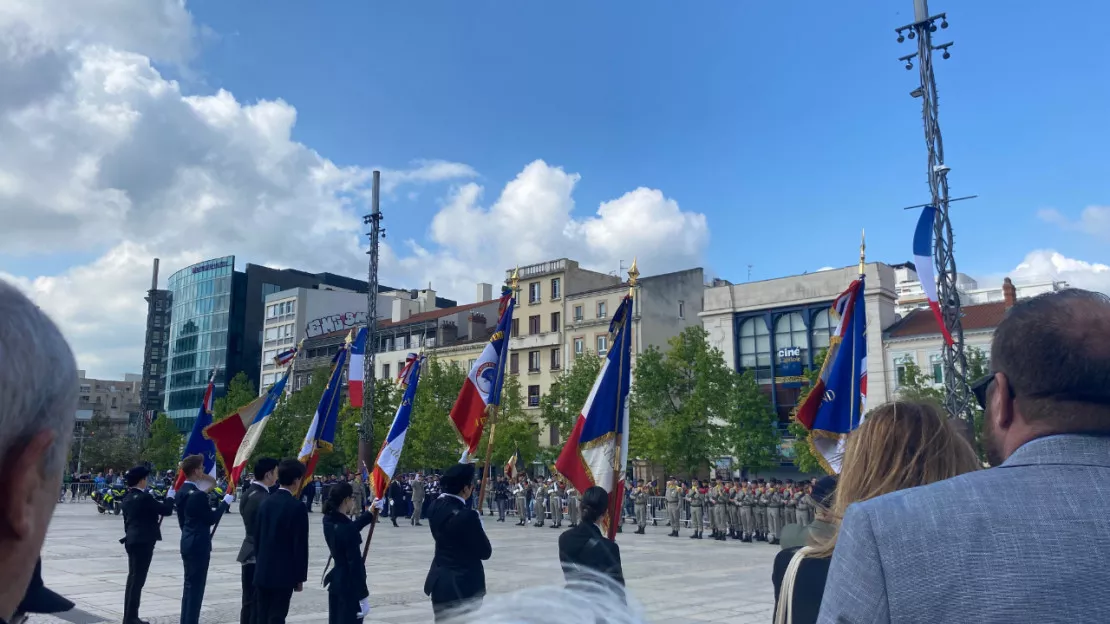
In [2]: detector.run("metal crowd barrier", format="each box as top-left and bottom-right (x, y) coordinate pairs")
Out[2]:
(59, 483), (99, 501)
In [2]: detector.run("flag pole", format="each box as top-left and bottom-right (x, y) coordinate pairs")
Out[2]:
(607, 259), (637, 541)
(850, 231), (865, 429)
(475, 269), (518, 515)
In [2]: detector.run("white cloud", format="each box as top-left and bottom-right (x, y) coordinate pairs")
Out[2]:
(0, 2), (710, 379)
(1037, 205), (1110, 241)
(1008, 250), (1110, 294)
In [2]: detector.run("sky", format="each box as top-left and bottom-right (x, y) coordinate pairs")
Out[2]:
(1, 0), (1107, 379)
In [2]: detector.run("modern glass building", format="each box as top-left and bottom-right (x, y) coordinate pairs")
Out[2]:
(164, 256), (242, 428)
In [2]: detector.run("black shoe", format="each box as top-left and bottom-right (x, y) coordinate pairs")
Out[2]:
(690, 533), (698, 539)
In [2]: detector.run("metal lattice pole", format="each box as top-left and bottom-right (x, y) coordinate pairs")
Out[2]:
(359, 171), (383, 470)
(896, 1), (974, 425)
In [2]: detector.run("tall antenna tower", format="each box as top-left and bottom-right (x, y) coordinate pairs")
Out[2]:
(359, 171), (384, 470)
(895, 1), (974, 425)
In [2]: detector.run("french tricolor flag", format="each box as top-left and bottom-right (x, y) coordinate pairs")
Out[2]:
(371, 356), (423, 501)
(348, 327), (368, 408)
(913, 206), (955, 345)
(204, 367), (291, 488)
(449, 288), (514, 460)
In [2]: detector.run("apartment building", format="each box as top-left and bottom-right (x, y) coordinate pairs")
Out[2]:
(77, 370), (144, 433)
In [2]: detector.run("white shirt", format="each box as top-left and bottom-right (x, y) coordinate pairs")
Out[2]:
(439, 492), (467, 505)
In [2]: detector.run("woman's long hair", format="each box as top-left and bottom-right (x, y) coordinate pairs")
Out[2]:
(322, 481), (353, 515)
(580, 486), (609, 525)
(809, 400), (980, 558)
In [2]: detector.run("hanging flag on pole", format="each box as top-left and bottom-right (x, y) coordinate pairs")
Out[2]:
(273, 346), (298, 367)
(505, 447), (521, 481)
(348, 327), (368, 408)
(396, 353), (419, 387)
(298, 334), (351, 488)
(555, 292), (634, 541)
(795, 268), (868, 474)
(449, 286), (515, 461)
(371, 356), (424, 501)
(204, 365), (292, 490)
(174, 369), (219, 489)
(913, 206), (955, 345)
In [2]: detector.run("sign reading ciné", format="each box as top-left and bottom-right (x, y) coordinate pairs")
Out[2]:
(305, 311), (368, 338)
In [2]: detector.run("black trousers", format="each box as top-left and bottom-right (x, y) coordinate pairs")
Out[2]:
(327, 589), (362, 624)
(431, 597), (481, 623)
(256, 586), (294, 624)
(124, 543), (154, 623)
(180, 550), (211, 624)
(241, 563), (257, 624)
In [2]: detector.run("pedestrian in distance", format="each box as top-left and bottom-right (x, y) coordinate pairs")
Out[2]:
(120, 465), (176, 624)
(322, 481), (375, 623)
(253, 459), (310, 624)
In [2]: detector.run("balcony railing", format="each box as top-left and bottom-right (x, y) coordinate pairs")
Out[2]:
(528, 396), (540, 407)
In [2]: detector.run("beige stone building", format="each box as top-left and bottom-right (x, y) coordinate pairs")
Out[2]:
(77, 370), (144, 434)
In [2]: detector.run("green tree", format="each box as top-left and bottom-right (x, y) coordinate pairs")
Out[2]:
(142, 415), (183, 471)
(335, 379), (400, 477)
(629, 327), (729, 477)
(81, 413), (138, 473)
(253, 368), (330, 462)
(477, 374), (540, 472)
(540, 352), (602, 440)
(787, 349), (828, 475)
(214, 372), (257, 420)
(964, 346), (989, 461)
(405, 357), (467, 471)
(892, 358), (946, 406)
(722, 369), (780, 474)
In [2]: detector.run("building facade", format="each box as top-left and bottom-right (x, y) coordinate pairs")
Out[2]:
(140, 258), (172, 421)
(894, 262), (1066, 317)
(77, 371), (144, 432)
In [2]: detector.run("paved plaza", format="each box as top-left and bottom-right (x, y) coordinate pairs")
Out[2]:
(35, 501), (777, 623)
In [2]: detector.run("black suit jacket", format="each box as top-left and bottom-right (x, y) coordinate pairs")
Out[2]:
(236, 482), (270, 564)
(423, 495), (492, 604)
(323, 511), (374, 599)
(253, 489), (309, 589)
(177, 482), (227, 556)
(121, 488), (175, 547)
(388, 481), (404, 505)
(558, 522), (625, 587)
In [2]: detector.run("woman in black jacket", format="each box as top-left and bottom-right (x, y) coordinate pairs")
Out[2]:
(557, 486), (625, 588)
(322, 482), (374, 623)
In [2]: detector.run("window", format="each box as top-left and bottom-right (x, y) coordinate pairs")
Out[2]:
(738, 317), (772, 382)
(528, 351), (541, 372)
(148, 380), (157, 391)
(510, 353), (519, 374)
(262, 373), (276, 386)
(382, 363), (391, 380)
(529, 315), (541, 335)
(551, 278), (562, 300)
(894, 354), (915, 387)
(80, 395), (89, 403)
(678, 300), (685, 319)
(574, 338), (584, 356)
(573, 305), (584, 321)
(150, 363), (157, 373)
(265, 327), (279, 340)
(397, 362), (405, 376)
(263, 349), (277, 363)
(596, 335), (608, 355)
(551, 311), (561, 332)
(774, 312), (809, 369)
(529, 282), (541, 304)
(597, 301), (607, 319)
(930, 354), (944, 384)
(266, 304), (277, 318)
(528, 385), (541, 407)
(511, 318), (519, 338)
(468, 359), (478, 370)
(811, 308), (835, 352)
(551, 348), (561, 370)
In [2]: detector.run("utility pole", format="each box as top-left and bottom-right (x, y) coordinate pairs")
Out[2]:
(359, 171), (383, 471)
(895, 1), (974, 425)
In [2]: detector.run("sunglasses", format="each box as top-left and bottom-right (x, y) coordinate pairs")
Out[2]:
(971, 373), (1017, 410)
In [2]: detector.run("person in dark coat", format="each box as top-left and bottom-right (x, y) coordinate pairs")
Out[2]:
(120, 465), (176, 624)
(322, 482), (375, 623)
(388, 479), (404, 527)
(423, 463), (492, 622)
(253, 460), (310, 624)
(558, 486), (625, 589)
(236, 457), (278, 624)
(176, 454), (234, 624)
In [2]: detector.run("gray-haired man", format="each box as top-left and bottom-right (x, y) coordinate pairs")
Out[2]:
(0, 281), (78, 623)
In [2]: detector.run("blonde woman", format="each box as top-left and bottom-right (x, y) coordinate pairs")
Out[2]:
(772, 401), (980, 624)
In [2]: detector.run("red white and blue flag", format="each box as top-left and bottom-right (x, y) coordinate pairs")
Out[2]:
(371, 356), (423, 501)
(795, 275), (868, 474)
(913, 206), (954, 345)
(298, 336), (350, 487)
(348, 327), (368, 408)
(174, 369), (219, 489)
(449, 286), (514, 461)
(397, 353), (419, 387)
(555, 295), (633, 541)
(204, 366), (291, 490)
(273, 347), (298, 367)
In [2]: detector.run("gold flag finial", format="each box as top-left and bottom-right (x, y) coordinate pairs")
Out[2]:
(859, 229), (866, 275)
(627, 257), (639, 297)
(344, 329), (354, 346)
(510, 266), (520, 295)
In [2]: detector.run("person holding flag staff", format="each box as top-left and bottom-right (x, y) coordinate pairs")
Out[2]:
(322, 482), (375, 623)
(236, 457), (278, 624)
(120, 465), (175, 624)
(423, 463), (492, 621)
(177, 454), (234, 624)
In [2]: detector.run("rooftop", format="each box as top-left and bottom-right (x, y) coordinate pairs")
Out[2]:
(302, 299), (499, 345)
(886, 301), (1009, 339)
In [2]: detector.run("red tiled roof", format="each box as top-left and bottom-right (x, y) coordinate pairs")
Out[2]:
(887, 301), (1009, 339)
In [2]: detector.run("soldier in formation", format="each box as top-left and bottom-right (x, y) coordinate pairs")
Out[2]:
(664, 479), (682, 537)
(566, 484), (580, 527)
(548, 480), (565, 529)
(532, 479), (548, 527)
(632, 484), (649, 534)
(686, 480), (705, 540)
(513, 477), (529, 526)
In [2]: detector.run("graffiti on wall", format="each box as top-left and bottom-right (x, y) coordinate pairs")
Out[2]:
(305, 311), (368, 338)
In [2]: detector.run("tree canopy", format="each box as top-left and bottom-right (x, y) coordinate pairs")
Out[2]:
(213, 371), (257, 420)
(540, 352), (601, 441)
(141, 415), (183, 472)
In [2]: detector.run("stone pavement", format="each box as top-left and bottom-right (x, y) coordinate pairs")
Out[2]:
(35, 502), (777, 623)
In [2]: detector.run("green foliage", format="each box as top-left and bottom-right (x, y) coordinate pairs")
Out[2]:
(629, 326), (729, 477)
(252, 368), (330, 463)
(404, 356), (467, 471)
(893, 359), (946, 406)
(788, 349), (829, 475)
(213, 372), (257, 420)
(142, 415), (183, 471)
(540, 352), (602, 440)
(722, 369), (780, 473)
(80, 413), (138, 473)
(477, 374), (540, 472)
(964, 347), (989, 460)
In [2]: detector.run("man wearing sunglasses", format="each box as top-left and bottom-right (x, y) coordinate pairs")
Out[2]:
(820, 288), (1110, 624)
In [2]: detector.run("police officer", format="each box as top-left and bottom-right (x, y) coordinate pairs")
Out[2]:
(121, 465), (175, 624)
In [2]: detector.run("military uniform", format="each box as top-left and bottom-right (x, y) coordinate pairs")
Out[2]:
(664, 483), (682, 537)
(633, 488), (649, 534)
(686, 486), (705, 539)
(727, 484), (740, 540)
(566, 486), (579, 527)
(795, 489), (810, 526)
(549, 484), (564, 528)
(784, 486), (797, 526)
(738, 487), (755, 542)
(711, 485), (727, 541)
(533, 482), (547, 527)
(767, 488), (784, 543)
(756, 487), (770, 541)
(513, 482), (528, 526)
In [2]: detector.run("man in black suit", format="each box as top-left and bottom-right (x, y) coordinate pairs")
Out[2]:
(388, 478), (404, 527)
(423, 463), (492, 622)
(253, 459), (309, 624)
(120, 465), (176, 624)
(177, 454), (235, 624)
(236, 457), (278, 624)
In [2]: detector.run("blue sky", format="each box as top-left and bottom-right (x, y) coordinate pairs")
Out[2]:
(178, 0), (1107, 282)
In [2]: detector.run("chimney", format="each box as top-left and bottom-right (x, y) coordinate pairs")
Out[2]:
(151, 258), (160, 290)
(419, 289), (437, 312)
(392, 298), (405, 323)
(476, 282), (493, 303)
(467, 313), (487, 341)
(1002, 277), (1017, 308)
(440, 321), (459, 345)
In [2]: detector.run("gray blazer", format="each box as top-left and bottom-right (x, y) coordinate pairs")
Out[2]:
(819, 434), (1110, 623)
